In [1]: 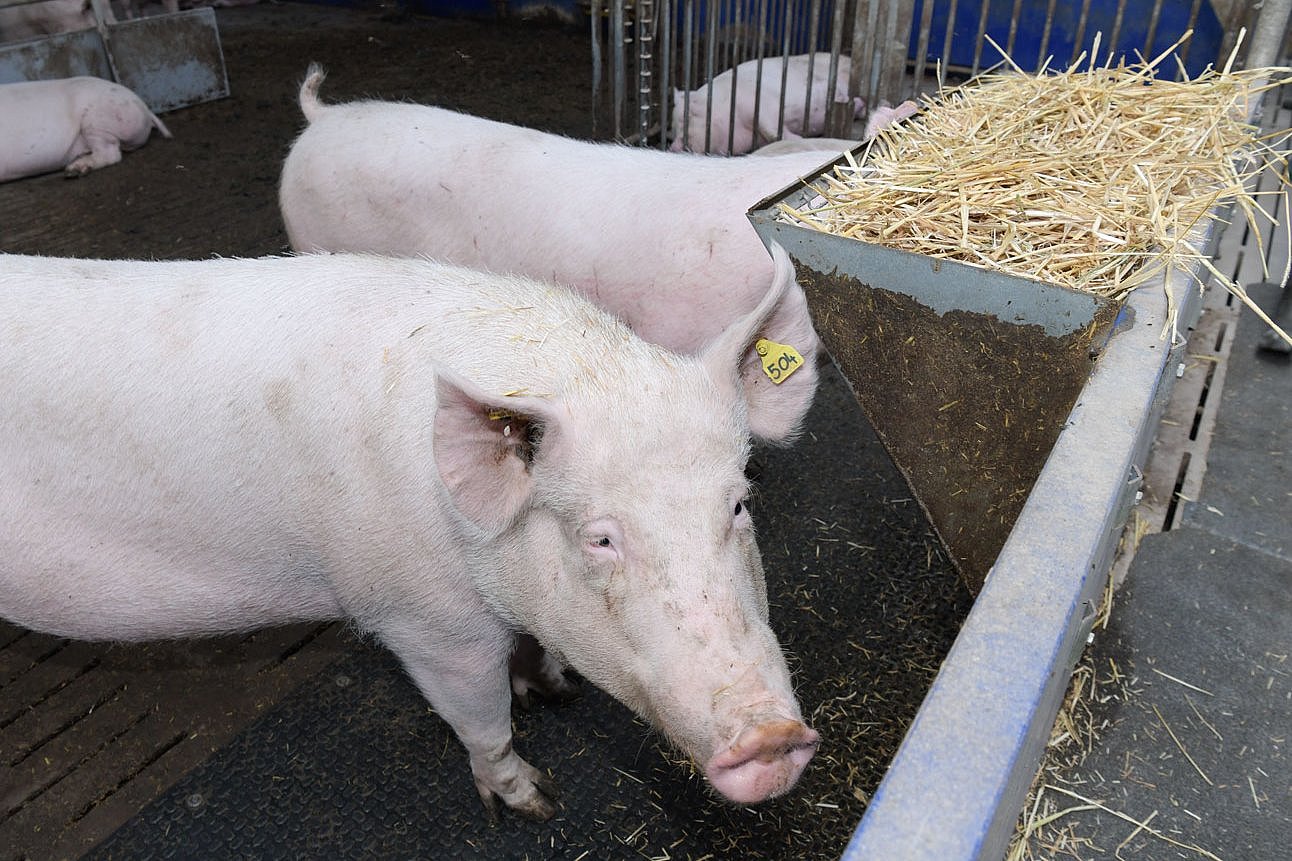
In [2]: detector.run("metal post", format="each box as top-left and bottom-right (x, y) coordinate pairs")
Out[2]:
(636, 0), (654, 145)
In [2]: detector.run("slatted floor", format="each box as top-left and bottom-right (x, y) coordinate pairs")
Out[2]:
(1, 622), (350, 860)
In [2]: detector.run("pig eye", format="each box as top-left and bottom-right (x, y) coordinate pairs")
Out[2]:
(582, 518), (623, 562)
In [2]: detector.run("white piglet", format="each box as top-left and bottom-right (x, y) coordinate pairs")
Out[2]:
(280, 66), (827, 442)
(0, 0), (114, 43)
(0, 77), (170, 182)
(0, 250), (818, 818)
(669, 53), (859, 155)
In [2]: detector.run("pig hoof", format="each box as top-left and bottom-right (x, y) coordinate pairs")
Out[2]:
(474, 757), (562, 822)
(478, 777), (560, 823)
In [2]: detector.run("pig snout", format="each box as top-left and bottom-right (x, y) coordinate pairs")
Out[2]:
(704, 718), (819, 804)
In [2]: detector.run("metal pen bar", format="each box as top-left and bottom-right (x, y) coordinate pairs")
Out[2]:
(855, 0), (880, 127)
(802, 0), (824, 144)
(703, 0), (718, 152)
(591, 0), (604, 135)
(728, 0), (744, 151)
(1005, 0), (1023, 59)
(1070, 0), (1093, 67)
(637, 0), (654, 146)
(1108, 0), (1128, 64)
(1143, 0), (1165, 60)
(880, 0), (916, 115)
(1177, 0), (1204, 78)
(778, 0), (795, 140)
(940, 0), (960, 87)
(912, 0), (937, 101)
(611, 0), (626, 139)
(751, 0), (771, 148)
(970, 0), (991, 76)
(823, 0), (849, 137)
(658, 0), (672, 149)
(682, 0), (696, 149)
(1037, 0), (1058, 71)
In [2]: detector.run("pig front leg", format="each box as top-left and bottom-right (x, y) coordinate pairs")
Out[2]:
(377, 618), (561, 821)
(64, 132), (123, 177)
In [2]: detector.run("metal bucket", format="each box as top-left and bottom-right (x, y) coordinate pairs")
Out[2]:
(749, 156), (1122, 590)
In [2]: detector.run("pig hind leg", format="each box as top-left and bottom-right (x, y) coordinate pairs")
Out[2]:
(377, 618), (561, 821)
(63, 132), (123, 177)
(510, 633), (579, 708)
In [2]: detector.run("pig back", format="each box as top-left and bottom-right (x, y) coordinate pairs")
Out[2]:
(281, 100), (829, 356)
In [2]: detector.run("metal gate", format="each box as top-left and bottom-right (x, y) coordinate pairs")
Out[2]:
(592, 0), (1262, 153)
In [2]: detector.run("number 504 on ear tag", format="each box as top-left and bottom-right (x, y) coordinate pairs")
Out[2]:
(755, 338), (804, 384)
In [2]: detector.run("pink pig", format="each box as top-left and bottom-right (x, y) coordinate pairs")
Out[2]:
(669, 52), (861, 155)
(0, 77), (170, 183)
(0, 0), (114, 42)
(0, 249), (819, 819)
(280, 65), (830, 444)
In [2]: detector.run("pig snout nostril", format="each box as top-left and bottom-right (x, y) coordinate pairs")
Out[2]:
(749, 721), (819, 763)
(703, 720), (818, 805)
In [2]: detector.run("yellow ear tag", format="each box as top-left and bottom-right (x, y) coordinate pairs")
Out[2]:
(755, 338), (804, 384)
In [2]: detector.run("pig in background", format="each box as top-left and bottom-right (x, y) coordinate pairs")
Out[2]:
(0, 76), (170, 182)
(0, 0), (112, 42)
(0, 249), (819, 819)
(0, 0), (251, 41)
(749, 100), (921, 156)
(281, 64), (824, 443)
(669, 52), (861, 155)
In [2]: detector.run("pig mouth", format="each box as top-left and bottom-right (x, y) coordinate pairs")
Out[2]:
(702, 719), (819, 805)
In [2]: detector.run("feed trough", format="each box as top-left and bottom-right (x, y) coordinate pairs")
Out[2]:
(0, 0), (228, 113)
(747, 140), (1223, 860)
(749, 166), (1122, 590)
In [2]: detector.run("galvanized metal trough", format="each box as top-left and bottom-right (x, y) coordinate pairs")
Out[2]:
(750, 166), (1124, 592)
(0, 0), (227, 113)
(748, 153), (1210, 860)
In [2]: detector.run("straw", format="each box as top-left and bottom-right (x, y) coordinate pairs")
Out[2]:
(780, 34), (1292, 346)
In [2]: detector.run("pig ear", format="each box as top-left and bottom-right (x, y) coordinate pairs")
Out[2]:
(433, 372), (560, 533)
(701, 242), (819, 445)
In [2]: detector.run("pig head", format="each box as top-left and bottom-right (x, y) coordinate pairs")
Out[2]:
(431, 243), (819, 811)
(455, 246), (819, 808)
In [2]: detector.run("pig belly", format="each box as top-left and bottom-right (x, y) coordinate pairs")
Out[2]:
(1, 438), (346, 640)
(0, 262), (363, 640)
(0, 129), (86, 182)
